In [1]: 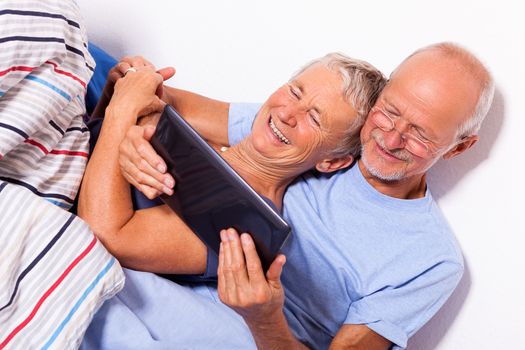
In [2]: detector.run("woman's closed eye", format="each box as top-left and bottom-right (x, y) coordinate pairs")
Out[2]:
(309, 110), (321, 127)
(289, 84), (301, 99)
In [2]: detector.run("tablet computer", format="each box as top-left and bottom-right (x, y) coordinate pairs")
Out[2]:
(150, 105), (291, 271)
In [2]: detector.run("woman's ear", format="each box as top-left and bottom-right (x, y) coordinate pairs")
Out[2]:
(443, 135), (478, 160)
(315, 155), (354, 173)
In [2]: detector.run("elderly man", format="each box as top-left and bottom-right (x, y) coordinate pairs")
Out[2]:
(82, 43), (493, 349)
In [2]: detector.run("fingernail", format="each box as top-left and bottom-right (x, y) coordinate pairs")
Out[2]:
(165, 177), (174, 188)
(220, 230), (226, 241)
(157, 163), (166, 173)
(228, 229), (236, 241)
(241, 234), (251, 246)
(163, 186), (173, 196)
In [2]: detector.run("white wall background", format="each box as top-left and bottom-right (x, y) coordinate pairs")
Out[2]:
(77, 1), (524, 348)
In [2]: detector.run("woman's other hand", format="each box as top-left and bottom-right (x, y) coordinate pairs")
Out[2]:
(119, 124), (175, 199)
(110, 56), (175, 99)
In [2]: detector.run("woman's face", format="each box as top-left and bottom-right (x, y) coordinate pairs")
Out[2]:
(249, 63), (357, 172)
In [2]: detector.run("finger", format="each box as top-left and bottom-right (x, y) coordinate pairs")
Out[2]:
(128, 125), (165, 172)
(121, 55), (153, 69)
(221, 229), (238, 303)
(226, 228), (249, 287)
(266, 254), (286, 288)
(157, 67), (176, 81)
(239, 233), (266, 285)
(122, 171), (163, 199)
(121, 170), (144, 193)
(137, 158), (173, 195)
(119, 142), (172, 194)
(131, 55), (155, 69)
(120, 126), (174, 188)
(116, 61), (131, 75)
(120, 159), (165, 198)
(123, 158), (171, 196)
(106, 62), (130, 84)
(218, 241), (227, 301)
(142, 125), (157, 141)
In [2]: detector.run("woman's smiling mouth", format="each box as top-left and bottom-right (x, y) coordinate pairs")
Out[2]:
(269, 117), (291, 145)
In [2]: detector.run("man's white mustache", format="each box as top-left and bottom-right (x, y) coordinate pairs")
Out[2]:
(372, 131), (412, 162)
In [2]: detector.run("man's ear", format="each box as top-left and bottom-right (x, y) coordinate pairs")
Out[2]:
(442, 135), (478, 160)
(315, 155), (354, 173)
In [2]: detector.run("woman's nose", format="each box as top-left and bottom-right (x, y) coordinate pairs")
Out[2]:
(279, 104), (300, 127)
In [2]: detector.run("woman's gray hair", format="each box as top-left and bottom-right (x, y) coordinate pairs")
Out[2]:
(291, 53), (386, 159)
(399, 42), (495, 140)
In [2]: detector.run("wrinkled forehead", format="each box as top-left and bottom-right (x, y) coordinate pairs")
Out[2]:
(291, 64), (350, 107)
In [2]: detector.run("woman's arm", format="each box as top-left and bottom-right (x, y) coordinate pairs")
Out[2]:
(78, 68), (207, 274)
(90, 56), (230, 199)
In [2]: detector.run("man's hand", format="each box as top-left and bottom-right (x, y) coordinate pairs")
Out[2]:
(218, 228), (309, 349)
(218, 228), (286, 322)
(118, 124), (175, 199)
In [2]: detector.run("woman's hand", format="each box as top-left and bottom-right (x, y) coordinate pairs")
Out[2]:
(119, 124), (175, 199)
(92, 55), (174, 119)
(108, 67), (166, 123)
(107, 56), (175, 99)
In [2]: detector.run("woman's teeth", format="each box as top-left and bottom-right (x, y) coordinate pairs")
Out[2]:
(269, 118), (290, 144)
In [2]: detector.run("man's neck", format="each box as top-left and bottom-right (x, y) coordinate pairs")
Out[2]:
(357, 160), (427, 200)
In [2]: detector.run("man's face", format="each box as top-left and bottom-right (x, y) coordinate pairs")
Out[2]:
(359, 51), (481, 181)
(249, 63), (356, 173)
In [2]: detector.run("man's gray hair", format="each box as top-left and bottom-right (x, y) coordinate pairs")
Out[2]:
(291, 53), (386, 159)
(400, 42), (495, 140)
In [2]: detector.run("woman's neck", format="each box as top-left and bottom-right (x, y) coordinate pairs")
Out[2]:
(219, 140), (297, 211)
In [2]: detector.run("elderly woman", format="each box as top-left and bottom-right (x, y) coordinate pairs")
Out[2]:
(78, 53), (385, 277)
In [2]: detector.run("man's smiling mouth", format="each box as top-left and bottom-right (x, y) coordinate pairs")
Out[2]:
(269, 117), (291, 144)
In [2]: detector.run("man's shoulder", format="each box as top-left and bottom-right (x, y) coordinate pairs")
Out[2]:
(284, 165), (463, 267)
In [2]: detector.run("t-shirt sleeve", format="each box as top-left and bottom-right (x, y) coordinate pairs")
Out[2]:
(227, 103), (261, 145)
(345, 261), (464, 349)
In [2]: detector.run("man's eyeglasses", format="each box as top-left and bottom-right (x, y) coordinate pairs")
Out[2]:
(370, 107), (445, 158)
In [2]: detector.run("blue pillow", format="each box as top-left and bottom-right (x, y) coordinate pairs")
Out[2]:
(86, 43), (118, 115)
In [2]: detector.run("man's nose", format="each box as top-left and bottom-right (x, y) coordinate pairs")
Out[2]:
(382, 119), (409, 150)
(382, 128), (406, 150)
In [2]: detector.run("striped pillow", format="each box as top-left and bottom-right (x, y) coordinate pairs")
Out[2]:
(0, 181), (125, 349)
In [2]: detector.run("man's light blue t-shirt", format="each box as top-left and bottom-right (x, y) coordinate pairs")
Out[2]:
(228, 103), (464, 349)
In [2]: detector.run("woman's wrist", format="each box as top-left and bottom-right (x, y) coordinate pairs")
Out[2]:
(105, 103), (140, 124)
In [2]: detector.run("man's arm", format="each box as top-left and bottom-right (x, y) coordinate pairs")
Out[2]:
(217, 228), (392, 350)
(329, 325), (391, 350)
(163, 85), (230, 146)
